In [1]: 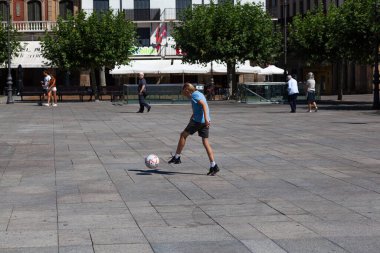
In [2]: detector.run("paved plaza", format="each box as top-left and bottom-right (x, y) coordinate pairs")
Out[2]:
(0, 98), (380, 253)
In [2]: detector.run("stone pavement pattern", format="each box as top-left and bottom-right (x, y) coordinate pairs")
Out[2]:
(0, 101), (380, 253)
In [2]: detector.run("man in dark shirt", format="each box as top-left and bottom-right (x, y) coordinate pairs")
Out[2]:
(137, 72), (151, 113)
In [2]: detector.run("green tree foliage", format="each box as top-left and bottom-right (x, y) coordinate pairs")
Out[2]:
(0, 23), (22, 65)
(288, 6), (342, 65)
(289, 0), (378, 64)
(335, 0), (378, 64)
(172, 1), (281, 95)
(41, 10), (137, 71)
(289, 0), (379, 102)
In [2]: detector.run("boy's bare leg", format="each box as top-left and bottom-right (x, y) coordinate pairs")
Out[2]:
(202, 138), (215, 162)
(175, 131), (190, 155)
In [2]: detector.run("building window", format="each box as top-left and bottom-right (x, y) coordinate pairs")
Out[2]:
(299, 0), (304, 14)
(219, 0), (234, 4)
(314, 0), (318, 8)
(307, 0), (310, 10)
(94, 0), (109, 12)
(59, 0), (73, 19)
(137, 27), (150, 47)
(134, 0), (150, 9)
(176, 0), (191, 19)
(293, 1), (296, 16)
(28, 0), (42, 21)
(134, 0), (150, 20)
(0, 1), (7, 21)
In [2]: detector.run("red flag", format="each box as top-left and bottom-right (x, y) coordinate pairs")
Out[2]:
(155, 25), (160, 50)
(156, 24), (167, 51)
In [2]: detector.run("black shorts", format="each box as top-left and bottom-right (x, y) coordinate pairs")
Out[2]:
(184, 119), (209, 138)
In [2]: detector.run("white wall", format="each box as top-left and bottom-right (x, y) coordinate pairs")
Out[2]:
(109, 0), (121, 10)
(81, 0), (93, 11)
(150, 0), (175, 10)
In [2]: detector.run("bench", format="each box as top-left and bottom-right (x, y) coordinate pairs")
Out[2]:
(57, 86), (93, 102)
(98, 86), (124, 102)
(19, 87), (44, 102)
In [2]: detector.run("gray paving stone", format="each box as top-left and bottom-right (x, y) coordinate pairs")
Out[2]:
(93, 244), (153, 253)
(274, 238), (348, 253)
(241, 239), (288, 253)
(59, 245), (94, 253)
(151, 241), (252, 253)
(58, 229), (92, 246)
(328, 236), (380, 253)
(0, 231), (57, 248)
(0, 246), (58, 253)
(1, 101), (380, 252)
(90, 227), (147, 245)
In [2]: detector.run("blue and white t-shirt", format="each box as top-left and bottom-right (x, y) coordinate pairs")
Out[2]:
(43, 75), (51, 90)
(191, 91), (210, 123)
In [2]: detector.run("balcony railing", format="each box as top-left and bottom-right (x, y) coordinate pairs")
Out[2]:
(161, 8), (187, 20)
(124, 9), (160, 21)
(1, 21), (58, 32)
(161, 8), (176, 20)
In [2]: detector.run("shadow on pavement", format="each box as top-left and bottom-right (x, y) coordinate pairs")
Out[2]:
(128, 169), (205, 176)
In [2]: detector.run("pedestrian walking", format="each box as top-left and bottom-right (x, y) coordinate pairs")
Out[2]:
(287, 75), (299, 113)
(306, 72), (318, 112)
(136, 72), (151, 113)
(41, 70), (51, 106)
(46, 74), (58, 107)
(168, 83), (219, 176)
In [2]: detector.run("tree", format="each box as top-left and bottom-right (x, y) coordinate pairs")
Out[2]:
(289, 0), (380, 105)
(0, 23), (22, 66)
(172, 1), (281, 97)
(288, 5), (345, 99)
(41, 10), (137, 98)
(335, 0), (379, 108)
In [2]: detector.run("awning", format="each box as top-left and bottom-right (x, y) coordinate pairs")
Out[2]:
(111, 60), (173, 74)
(111, 60), (263, 75)
(259, 65), (285, 75)
(11, 41), (50, 68)
(160, 60), (209, 74)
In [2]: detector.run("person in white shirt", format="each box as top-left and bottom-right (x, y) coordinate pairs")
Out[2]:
(287, 75), (299, 113)
(306, 72), (318, 112)
(41, 70), (51, 106)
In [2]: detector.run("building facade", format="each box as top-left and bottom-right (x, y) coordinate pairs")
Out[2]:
(1, 0), (265, 89)
(266, 0), (372, 95)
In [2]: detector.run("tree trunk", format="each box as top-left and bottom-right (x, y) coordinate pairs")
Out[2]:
(90, 68), (99, 101)
(99, 66), (106, 87)
(227, 61), (237, 100)
(231, 62), (237, 100)
(64, 71), (70, 87)
(337, 61), (345, 101)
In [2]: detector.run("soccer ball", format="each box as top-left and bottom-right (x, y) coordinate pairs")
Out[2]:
(145, 154), (160, 169)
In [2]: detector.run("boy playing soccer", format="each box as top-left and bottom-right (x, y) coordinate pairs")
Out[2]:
(168, 82), (219, 176)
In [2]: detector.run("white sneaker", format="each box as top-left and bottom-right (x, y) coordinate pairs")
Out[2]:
(53, 103), (57, 107)
(44, 103), (50, 107)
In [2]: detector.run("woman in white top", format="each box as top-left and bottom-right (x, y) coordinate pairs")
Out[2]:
(306, 72), (318, 112)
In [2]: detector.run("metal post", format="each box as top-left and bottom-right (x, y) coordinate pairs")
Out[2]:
(373, 0), (380, 110)
(6, 0), (14, 104)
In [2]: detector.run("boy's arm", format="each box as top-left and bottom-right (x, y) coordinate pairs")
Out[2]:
(198, 100), (210, 127)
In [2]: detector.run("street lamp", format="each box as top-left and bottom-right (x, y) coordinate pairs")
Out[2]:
(373, 0), (380, 109)
(283, 0), (288, 76)
(6, 0), (13, 104)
